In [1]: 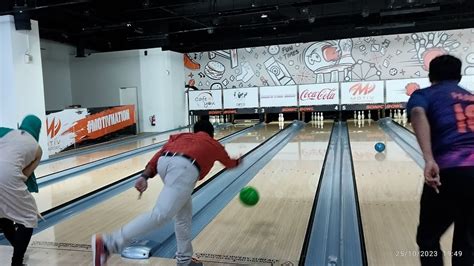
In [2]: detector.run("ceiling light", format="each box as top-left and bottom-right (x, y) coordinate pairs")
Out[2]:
(380, 6), (440, 16)
(367, 22), (415, 30)
(134, 27), (144, 34)
(261, 14), (268, 18)
(362, 8), (370, 18)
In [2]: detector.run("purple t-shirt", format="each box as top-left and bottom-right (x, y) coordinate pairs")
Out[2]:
(407, 80), (474, 169)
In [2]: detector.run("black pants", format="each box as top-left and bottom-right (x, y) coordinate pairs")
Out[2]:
(416, 166), (474, 266)
(0, 218), (33, 266)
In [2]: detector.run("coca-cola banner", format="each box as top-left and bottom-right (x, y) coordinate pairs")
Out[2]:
(340, 81), (384, 105)
(260, 85), (298, 107)
(298, 83), (339, 106)
(459, 75), (474, 93)
(189, 90), (223, 110)
(223, 87), (259, 109)
(386, 78), (430, 103)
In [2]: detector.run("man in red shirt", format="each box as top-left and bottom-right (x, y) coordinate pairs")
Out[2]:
(92, 120), (240, 266)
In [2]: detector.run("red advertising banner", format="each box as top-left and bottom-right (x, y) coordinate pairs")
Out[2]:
(47, 105), (136, 155)
(66, 105), (136, 142)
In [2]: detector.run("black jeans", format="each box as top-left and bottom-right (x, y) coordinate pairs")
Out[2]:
(416, 166), (474, 266)
(0, 218), (33, 266)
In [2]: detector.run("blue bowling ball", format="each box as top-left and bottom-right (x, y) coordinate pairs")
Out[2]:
(374, 142), (385, 153)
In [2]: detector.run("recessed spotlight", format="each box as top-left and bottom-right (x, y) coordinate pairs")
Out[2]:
(261, 14), (268, 18)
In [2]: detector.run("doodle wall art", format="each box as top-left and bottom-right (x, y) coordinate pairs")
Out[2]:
(184, 28), (474, 90)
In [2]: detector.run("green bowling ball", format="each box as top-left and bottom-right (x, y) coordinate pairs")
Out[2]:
(239, 186), (259, 206)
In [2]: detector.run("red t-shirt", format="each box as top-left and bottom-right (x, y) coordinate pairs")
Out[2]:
(145, 132), (239, 180)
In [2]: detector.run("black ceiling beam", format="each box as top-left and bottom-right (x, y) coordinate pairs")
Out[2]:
(158, 6), (208, 28)
(0, 0), (90, 15)
(121, 0), (348, 24)
(159, 4), (474, 53)
(125, 0), (207, 14)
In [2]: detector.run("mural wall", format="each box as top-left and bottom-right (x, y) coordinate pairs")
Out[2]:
(184, 28), (474, 89)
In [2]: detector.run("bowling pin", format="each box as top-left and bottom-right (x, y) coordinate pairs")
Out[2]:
(389, 109), (393, 118)
(368, 111), (371, 120)
(362, 111), (365, 120)
(321, 112), (324, 121)
(354, 111), (357, 119)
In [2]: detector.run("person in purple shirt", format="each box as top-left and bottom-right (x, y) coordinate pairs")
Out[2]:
(407, 54), (474, 266)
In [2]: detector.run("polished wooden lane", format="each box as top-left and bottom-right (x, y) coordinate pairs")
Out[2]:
(33, 126), (242, 213)
(26, 124), (282, 265)
(191, 122), (332, 265)
(349, 123), (453, 266)
(36, 128), (191, 178)
(0, 245), (234, 266)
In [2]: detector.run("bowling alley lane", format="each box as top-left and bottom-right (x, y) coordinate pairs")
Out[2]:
(33, 125), (244, 213)
(35, 127), (192, 178)
(402, 121), (414, 132)
(348, 123), (453, 266)
(191, 122), (332, 265)
(28, 124), (282, 253)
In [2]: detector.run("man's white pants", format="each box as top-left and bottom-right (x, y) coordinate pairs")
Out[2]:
(104, 156), (199, 264)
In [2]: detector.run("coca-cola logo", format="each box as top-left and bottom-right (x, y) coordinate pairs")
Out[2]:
(300, 88), (336, 101)
(350, 83), (375, 96)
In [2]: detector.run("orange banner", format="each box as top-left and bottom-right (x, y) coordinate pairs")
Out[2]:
(65, 105), (136, 142)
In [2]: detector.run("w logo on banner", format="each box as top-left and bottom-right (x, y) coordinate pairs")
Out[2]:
(350, 83), (375, 96)
(46, 117), (61, 138)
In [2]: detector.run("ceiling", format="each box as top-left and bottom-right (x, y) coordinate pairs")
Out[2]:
(1, 0), (474, 53)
